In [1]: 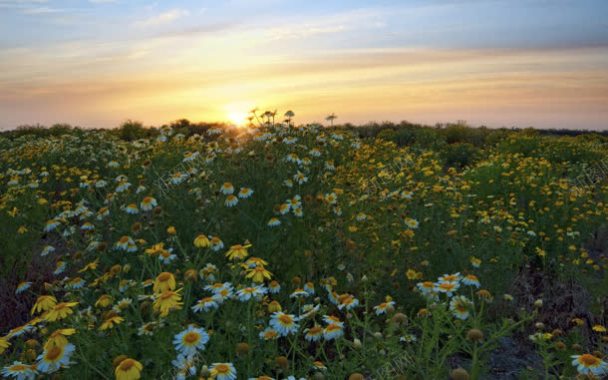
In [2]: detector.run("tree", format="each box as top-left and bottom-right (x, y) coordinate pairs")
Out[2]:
(325, 113), (337, 127)
(284, 110), (295, 126)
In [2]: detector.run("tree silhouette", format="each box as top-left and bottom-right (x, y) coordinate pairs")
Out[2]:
(326, 113), (337, 127)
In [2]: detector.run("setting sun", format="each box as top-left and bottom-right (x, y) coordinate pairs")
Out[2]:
(227, 111), (249, 127)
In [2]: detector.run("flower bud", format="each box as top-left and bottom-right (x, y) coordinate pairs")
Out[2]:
(466, 328), (484, 342)
(450, 367), (470, 380)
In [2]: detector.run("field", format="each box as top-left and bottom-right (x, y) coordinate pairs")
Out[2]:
(1, 119), (608, 379)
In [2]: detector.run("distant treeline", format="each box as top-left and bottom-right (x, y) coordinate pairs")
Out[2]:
(2, 118), (607, 144)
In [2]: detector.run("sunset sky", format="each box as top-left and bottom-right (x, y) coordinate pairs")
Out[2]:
(1, 0), (607, 130)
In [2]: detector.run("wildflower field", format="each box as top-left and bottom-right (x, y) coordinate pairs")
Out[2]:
(2, 119), (608, 379)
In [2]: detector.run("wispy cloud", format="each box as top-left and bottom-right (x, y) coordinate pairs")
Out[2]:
(133, 8), (190, 28)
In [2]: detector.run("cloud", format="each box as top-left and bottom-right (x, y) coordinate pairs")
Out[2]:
(89, 0), (117, 3)
(133, 8), (190, 28)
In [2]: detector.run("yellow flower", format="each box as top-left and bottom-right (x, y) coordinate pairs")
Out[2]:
(0, 337), (10, 354)
(166, 226), (176, 235)
(31, 295), (57, 315)
(43, 302), (78, 322)
(226, 243), (251, 261)
(153, 289), (183, 317)
(406, 269), (422, 280)
(78, 259), (100, 273)
(95, 294), (114, 308)
(245, 266), (273, 283)
(100, 314), (125, 331)
(115, 358), (143, 380)
(153, 272), (176, 294)
(194, 234), (210, 248)
(145, 242), (167, 256)
(44, 328), (76, 350)
(592, 325), (607, 333)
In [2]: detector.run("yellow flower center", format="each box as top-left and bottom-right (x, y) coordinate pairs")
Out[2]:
(184, 332), (199, 344)
(45, 346), (62, 361)
(279, 315), (293, 325)
(579, 354), (600, 367)
(119, 359), (135, 371)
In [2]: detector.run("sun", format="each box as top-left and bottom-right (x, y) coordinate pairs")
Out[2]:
(227, 110), (249, 127)
(224, 102), (254, 127)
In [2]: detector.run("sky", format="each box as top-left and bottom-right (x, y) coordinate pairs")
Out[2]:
(1, 0), (607, 130)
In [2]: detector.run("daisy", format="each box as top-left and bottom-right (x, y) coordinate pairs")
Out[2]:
(140, 196), (157, 211)
(173, 325), (209, 357)
(158, 249), (177, 265)
(40, 245), (55, 257)
(303, 282), (315, 295)
(571, 354), (608, 377)
(115, 358), (143, 380)
(183, 151), (199, 162)
(36, 343), (75, 374)
(1, 362), (37, 380)
(53, 261), (66, 275)
(267, 217), (281, 227)
(43, 219), (61, 232)
(137, 322), (160, 336)
(113, 298), (133, 312)
(115, 236), (136, 252)
(66, 277), (85, 289)
(304, 325), (324, 342)
(322, 315), (344, 327)
(404, 217), (419, 229)
(293, 206), (303, 217)
(210, 236), (224, 251)
(470, 257), (482, 268)
(172, 354), (197, 378)
(269, 312), (299, 336)
(191, 297), (220, 313)
(416, 281), (436, 297)
(236, 286), (267, 302)
(7, 324), (34, 339)
(290, 289), (309, 299)
(449, 296), (473, 320)
(115, 181), (131, 192)
(374, 301), (396, 315)
(462, 274), (481, 288)
(238, 187), (254, 198)
(225, 195), (239, 207)
(220, 182), (235, 195)
(259, 327), (279, 341)
(337, 294), (359, 311)
(323, 323), (344, 340)
(124, 204), (139, 215)
(210, 363), (237, 380)
(15, 282), (32, 295)
(268, 280), (281, 294)
(438, 273), (462, 283)
(435, 281), (460, 297)
(278, 203), (291, 215)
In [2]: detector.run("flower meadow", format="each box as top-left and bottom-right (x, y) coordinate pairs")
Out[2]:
(1, 119), (608, 379)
